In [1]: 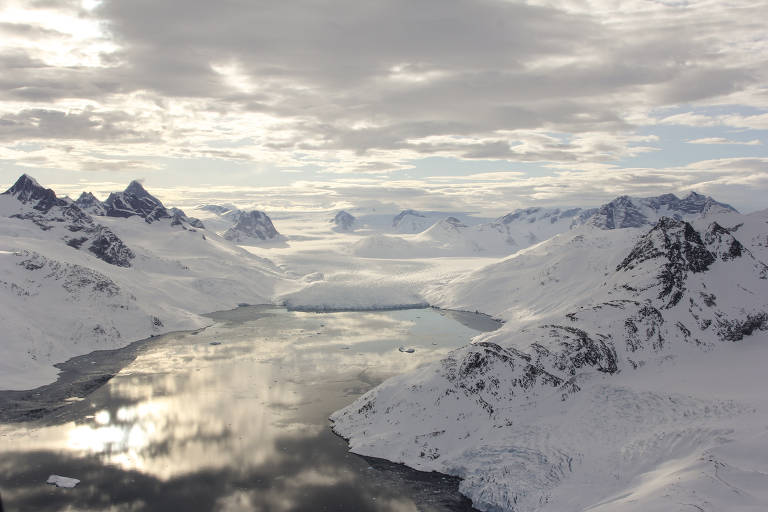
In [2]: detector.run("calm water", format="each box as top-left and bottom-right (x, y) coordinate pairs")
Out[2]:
(0, 307), (498, 511)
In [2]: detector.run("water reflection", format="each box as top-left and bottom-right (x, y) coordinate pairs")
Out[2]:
(0, 308), (489, 511)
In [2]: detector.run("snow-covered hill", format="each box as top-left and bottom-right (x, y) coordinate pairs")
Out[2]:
(0, 175), (283, 390)
(332, 209), (768, 512)
(392, 209), (435, 234)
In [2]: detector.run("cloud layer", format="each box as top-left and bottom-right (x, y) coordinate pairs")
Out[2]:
(0, 0), (766, 211)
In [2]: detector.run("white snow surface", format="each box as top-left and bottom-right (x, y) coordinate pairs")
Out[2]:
(331, 210), (768, 512)
(352, 208), (586, 259)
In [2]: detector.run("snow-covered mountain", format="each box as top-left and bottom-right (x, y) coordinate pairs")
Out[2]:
(102, 180), (172, 223)
(352, 194), (736, 259)
(588, 191), (736, 229)
(332, 210), (768, 512)
(392, 209), (435, 234)
(193, 204), (281, 243)
(74, 180), (205, 230)
(0, 175), (283, 390)
(2, 175), (135, 267)
(74, 191), (106, 216)
(222, 210), (280, 243)
(331, 210), (356, 232)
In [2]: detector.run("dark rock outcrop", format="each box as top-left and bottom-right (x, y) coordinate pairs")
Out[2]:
(169, 207), (205, 229)
(74, 192), (106, 216)
(588, 192), (736, 230)
(103, 180), (171, 223)
(3, 174), (62, 212)
(3, 175), (135, 267)
(331, 210), (356, 231)
(618, 218), (715, 307)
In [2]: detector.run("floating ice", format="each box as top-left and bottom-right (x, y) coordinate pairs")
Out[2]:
(47, 475), (80, 488)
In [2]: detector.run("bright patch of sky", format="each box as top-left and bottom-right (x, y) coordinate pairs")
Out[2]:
(0, 0), (766, 214)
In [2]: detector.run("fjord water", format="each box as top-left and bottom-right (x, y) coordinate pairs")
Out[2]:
(0, 306), (498, 511)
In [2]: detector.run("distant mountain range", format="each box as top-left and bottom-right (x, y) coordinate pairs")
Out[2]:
(352, 193), (735, 258)
(73, 179), (205, 229)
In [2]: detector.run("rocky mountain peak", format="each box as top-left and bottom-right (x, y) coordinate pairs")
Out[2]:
(331, 210), (356, 231)
(704, 222), (745, 261)
(169, 207), (205, 229)
(3, 174), (62, 211)
(588, 192), (737, 230)
(223, 210), (279, 243)
(617, 217), (715, 307)
(75, 192), (106, 215)
(2, 175), (135, 267)
(103, 180), (170, 223)
(124, 180), (151, 198)
(76, 191), (100, 204)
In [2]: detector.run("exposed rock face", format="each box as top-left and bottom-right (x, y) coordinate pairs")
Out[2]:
(2, 175), (134, 267)
(169, 207), (205, 229)
(588, 192), (736, 229)
(103, 180), (171, 223)
(331, 210), (356, 231)
(222, 210), (279, 242)
(617, 218), (715, 307)
(3, 174), (60, 211)
(74, 192), (106, 216)
(86, 226), (136, 267)
(17, 250), (121, 298)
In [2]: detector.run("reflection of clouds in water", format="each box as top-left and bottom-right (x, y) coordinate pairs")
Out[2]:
(63, 366), (323, 479)
(0, 308), (484, 489)
(214, 466), (421, 512)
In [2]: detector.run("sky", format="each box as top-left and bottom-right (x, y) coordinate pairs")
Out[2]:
(0, 0), (766, 215)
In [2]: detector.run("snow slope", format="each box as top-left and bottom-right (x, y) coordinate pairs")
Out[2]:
(332, 211), (768, 512)
(0, 176), (284, 389)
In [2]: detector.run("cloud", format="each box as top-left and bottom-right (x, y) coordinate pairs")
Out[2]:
(0, 108), (156, 141)
(686, 137), (761, 146)
(0, 0), (766, 212)
(35, 157), (763, 217)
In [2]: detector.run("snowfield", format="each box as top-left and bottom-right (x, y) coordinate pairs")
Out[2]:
(331, 210), (768, 512)
(3, 175), (768, 512)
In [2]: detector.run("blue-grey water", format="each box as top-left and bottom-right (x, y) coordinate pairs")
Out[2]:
(0, 307), (498, 511)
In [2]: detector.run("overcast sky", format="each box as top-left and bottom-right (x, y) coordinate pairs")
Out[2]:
(0, 0), (766, 214)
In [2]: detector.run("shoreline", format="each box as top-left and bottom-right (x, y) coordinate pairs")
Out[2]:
(0, 304), (500, 425)
(0, 327), (203, 424)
